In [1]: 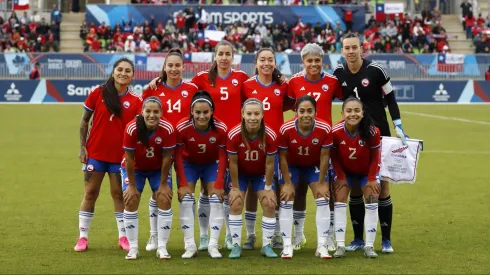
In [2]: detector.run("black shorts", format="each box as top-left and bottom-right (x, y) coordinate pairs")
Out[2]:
(374, 120), (391, 137)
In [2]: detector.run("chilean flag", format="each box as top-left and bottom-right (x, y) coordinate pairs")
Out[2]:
(437, 53), (464, 73)
(13, 0), (29, 10)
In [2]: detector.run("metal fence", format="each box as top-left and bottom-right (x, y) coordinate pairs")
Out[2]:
(2, 62), (488, 80)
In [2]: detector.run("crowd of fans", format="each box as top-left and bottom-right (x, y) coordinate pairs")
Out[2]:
(0, 5), (62, 53)
(461, 0), (490, 54)
(80, 3), (464, 54)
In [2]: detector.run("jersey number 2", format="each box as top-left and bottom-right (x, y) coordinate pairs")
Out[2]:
(348, 147), (357, 159)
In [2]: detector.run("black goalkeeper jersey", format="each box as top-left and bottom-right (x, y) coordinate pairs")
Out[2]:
(333, 59), (394, 136)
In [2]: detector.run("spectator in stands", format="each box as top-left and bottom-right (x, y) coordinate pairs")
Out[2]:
(30, 62), (40, 80)
(460, 0), (472, 30)
(51, 4), (62, 26)
(486, 66), (490, 81)
(124, 35), (136, 52)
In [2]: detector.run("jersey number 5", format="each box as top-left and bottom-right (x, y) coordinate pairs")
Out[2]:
(348, 147), (357, 159)
(220, 87), (228, 100)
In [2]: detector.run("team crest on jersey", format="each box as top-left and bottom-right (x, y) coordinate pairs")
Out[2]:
(361, 78), (370, 87)
(155, 137), (162, 144)
(181, 90), (189, 98)
(232, 79), (238, 86)
(312, 138), (319, 145)
(274, 89), (281, 96)
(322, 84), (329, 92)
(123, 101), (130, 108)
(358, 140), (366, 146)
(87, 164), (94, 172)
(209, 137), (216, 143)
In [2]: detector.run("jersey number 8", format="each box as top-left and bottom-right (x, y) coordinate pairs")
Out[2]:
(146, 147), (155, 158)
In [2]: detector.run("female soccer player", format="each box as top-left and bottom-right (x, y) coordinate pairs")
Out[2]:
(174, 91), (228, 259)
(287, 43), (343, 252)
(241, 47), (291, 250)
(226, 98), (278, 259)
(75, 58), (142, 252)
(150, 41), (249, 251)
(142, 48), (198, 252)
(278, 95), (333, 259)
(330, 97), (381, 259)
(121, 96), (175, 260)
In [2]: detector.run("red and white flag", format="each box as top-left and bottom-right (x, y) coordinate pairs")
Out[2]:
(13, 0), (29, 10)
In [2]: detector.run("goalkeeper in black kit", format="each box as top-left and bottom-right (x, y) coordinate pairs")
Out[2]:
(333, 33), (409, 254)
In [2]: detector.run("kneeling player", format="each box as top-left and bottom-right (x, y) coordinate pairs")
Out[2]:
(121, 97), (175, 260)
(227, 98), (278, 259)
(330, 97), (381, 258)
(278, 95), (333, 259)
(174, 91), (228, 259)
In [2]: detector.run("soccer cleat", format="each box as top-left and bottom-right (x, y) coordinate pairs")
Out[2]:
(281, 245), (293, 259)
(146, 234), (158, 251)
(228, 244), (241, 259)
(208, 244), (223, 259)
(364, 246), (378, 258)
(225, 234), (234, 250)
(118, 237), (130, 251)
(293, 237), (307, 251)
(125, 248), (139, 260)
(261, 244), (278, 258)
(327, 235), (336, 252)
(182, 243), (198, 259)
(315, 245), (332, 259)
(156, 246), (171, 260)
(333, 246), (346, 258)
(74, 237), (88, 252)
(381, 239), (394, 254)
(243, 234), (256, 250)
(198, 236), (209, 251)
(271, 233), (283, 249)
(345, 239), (365, 252)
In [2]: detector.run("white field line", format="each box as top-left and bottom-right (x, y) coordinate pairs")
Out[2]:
(404, 111), (490, 126)
(422, 150), (490, 155)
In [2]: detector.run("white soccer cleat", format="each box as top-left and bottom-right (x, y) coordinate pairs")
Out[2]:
(156, 246), (171, 260)
(207, 243), (223, 259)
(181, 243), (198, 259)
(146, 234), (158, 251)
(315, 245), (332, 259)
(281, 245), (294, 259)
(327, 235), (336, 252)
(125, 248), (139, 260)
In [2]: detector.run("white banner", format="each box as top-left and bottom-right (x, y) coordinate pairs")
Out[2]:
(147, 55), (165, 72)
(445, 53), (465, 64)
(384, 3), (404, 14)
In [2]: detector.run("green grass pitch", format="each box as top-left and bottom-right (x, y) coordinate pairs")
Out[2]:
(1, 104), (490, 274)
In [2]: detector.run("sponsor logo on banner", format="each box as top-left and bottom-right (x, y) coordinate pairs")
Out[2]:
(48, 58), (64, 69)
(67, 84), (100, 96)
(392, 145), (408, 153)
(207, 12), (273, 25)
(433, 84), (450, 102)
(384, 3), (404, 14)
(4, 83), (22, 101)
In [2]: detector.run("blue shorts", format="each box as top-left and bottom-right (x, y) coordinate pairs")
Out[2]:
(274, 154), (280, 179)
(82, 158), (120, 173)
(346, 173), (381, 188)
(238, 175), (275, 192)
(120, 168), (173, 193)
(280, 165), (329, 185)
(179, 161), (218, 185)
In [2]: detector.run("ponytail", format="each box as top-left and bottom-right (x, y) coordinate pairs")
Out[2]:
(161, 48), (184, 84)
(136, 114), (150, 147)
(208, 40), (234, 87)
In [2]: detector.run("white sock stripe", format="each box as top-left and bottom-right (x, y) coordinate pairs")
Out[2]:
(229, 221), (243, 226)
(149, 199), (158, 207)
(334, 202), (348, 208)
(315, 199), (330, 206)
(182, 194), (195, 202)
(365, 205), (378, 210)
(123, 213), (139, 219)
(158, 209), (173, 216)
(280, 203), (294, 209)
(199, 196), (210, 204)
(293, 213), (306, 218)
(79, 211), (94, 217)
(261, 223), (276, 229)
(114, 212), (124, 218)
(209, 197), (222, 203)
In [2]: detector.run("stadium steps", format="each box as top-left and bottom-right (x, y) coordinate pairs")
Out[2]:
(60, 13), (85, 53)
(441, 14), (473, 54)
(477, 0), (488, 14)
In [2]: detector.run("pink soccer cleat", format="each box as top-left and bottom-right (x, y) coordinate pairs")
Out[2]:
(74, 237), (88, 252)
(118, 236), (130, 251)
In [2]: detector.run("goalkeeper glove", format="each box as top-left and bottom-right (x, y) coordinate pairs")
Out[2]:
(393, 119), (408, 145)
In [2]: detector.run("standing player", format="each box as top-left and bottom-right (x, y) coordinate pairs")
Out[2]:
(142, 48), (199, 252)
(330, 97), (381, 258)
(287, 43), (343, 252)
(277, 95), (333, 259)
(241, 47), (290, 250)
(333, 33), (409, 253)
(75, 58), (142, 252)
(121, 96), (175, 260)
(174, 91), (228, 259)
(226, 98), (278, 259)
(149, 41), (249, 251)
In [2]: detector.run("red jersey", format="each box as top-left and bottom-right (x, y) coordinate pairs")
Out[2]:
(191, 69), (249, 129)
(278, 118), (333, 167)
(122, 118), (176, 171)
(83, 86), (142, 163)
(227, 124), (277, 176)
(242, 76), (289, 133)
(331, 121), (381, 180)
(288, 72), (342, 125)
(142, 80), (198, 127)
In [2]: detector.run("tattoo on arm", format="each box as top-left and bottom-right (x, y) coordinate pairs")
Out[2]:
(80, 111), (92, 147)
(84, 172), (93, 182)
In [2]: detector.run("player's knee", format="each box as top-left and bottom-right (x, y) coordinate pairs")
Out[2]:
(83, 187), (100, 203)
(124, 198), (140, 211)
(379, 181), (390, 198)
(260, 198), (275, 213)
(230, 197), (243, 213)
(334, 187), (349, 203)
(110, 188), (123, 201)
